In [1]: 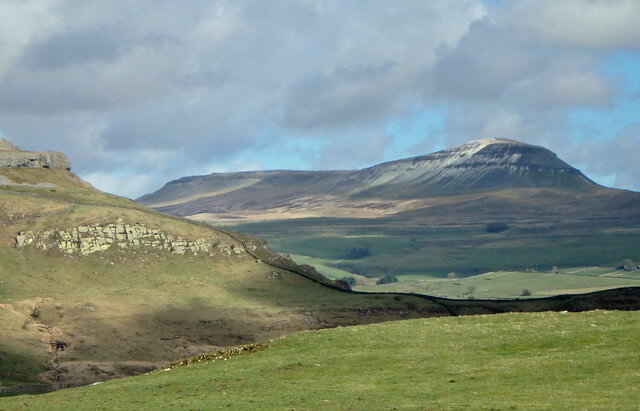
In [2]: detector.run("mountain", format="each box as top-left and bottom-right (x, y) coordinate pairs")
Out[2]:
(346, 138), (595, 197)
(0, 139), (449, 391)
(138, 138), (640, 285)
(138, 138), (635, 224)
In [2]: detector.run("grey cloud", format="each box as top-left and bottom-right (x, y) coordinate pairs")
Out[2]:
(568, 123), (640, 190)
(284, 63), (409, 130)
(529, 71), (617, 108)
(430, 19), (619, 109)
(0, 0), (638, 197)
(431, 20), (541, 100)
(24, 27), (126, 69)
(508, 0), (640, 50)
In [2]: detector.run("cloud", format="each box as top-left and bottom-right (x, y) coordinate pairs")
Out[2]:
(531, 71), (617, 108)
(508, 0), (640, 50)
(0, 0), (638, 196)
(571, 122), (640, 190)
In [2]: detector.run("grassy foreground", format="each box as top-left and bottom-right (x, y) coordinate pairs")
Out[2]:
(3, 310), (639, 409)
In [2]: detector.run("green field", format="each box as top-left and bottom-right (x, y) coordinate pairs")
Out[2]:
(289, 254), (640, 298)
(229, 217), (640, 298)
(3, 310), (639, 409)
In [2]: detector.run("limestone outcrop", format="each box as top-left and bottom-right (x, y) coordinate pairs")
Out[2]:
(15, 221), (245, 257)
(0, 138), (71, 170)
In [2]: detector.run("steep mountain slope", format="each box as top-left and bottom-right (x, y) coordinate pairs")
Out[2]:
(347, 138), (595, 198)
(0, 142), (448, 391)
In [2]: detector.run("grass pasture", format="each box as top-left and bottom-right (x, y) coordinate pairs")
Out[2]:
(355, 269), (640, 299)
(2, 310), (639, 409)
(230, 217), (640, 299)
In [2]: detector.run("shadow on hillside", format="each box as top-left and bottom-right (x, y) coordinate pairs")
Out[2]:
(429, 286), (640, 316)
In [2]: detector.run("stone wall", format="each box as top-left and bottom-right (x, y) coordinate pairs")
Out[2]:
(15, 221), (245, 257)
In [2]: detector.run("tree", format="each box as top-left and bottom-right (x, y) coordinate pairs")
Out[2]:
(376, 274), (398, 285)
(618, 259), (637, 272)
(485, 222), (509, 233)
(346, 247), (371, 259)
(521, 289), (532, 296)
(340, 276), (357, 286)
(447, 272), (456, 282)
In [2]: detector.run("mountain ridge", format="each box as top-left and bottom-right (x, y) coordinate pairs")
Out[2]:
(138, 138), (617, 223)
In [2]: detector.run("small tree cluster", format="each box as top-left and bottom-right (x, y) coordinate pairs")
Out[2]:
(346, 247), (371, 259)
(617, 259), (637, 272)
(340, 276), (357, 286)
(485, 222), (509, 233)
(376, 274), (398, 285)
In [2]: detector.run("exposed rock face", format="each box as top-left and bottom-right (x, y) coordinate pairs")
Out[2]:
(0, 138), (71, 170)
(15, 221), (245, 257)
(0, 138), (21, 151)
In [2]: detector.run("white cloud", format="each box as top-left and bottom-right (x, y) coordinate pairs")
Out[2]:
(508, 0), (640, 49)
(0, 0), (638, 195)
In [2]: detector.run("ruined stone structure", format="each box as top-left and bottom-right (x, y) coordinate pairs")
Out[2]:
(0, 138), (71, 170)
(16, 221), (247, 257)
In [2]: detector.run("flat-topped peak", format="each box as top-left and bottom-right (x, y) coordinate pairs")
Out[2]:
(0, 138), (21, 151)
(443, 138), (536, 155)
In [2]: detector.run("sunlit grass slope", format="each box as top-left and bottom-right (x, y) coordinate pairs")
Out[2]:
(3, 310), (639, 409)
(0, 168), (444, 388)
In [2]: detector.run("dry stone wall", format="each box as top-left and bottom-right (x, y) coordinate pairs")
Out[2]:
(15, 220), (245, 257)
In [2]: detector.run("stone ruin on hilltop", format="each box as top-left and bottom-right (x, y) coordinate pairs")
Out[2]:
(0, 138), (71, 170)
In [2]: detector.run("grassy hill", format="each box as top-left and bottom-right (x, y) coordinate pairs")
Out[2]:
(2, 309), (639, 408)
(0, 168), (447, 390)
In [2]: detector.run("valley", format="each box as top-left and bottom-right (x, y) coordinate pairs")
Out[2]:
(140, 139), (640, 299)
(2, 138), (639, 402)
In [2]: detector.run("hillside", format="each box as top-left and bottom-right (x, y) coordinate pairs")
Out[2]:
(0, 142), (451, 391)
(3, 310), (639, 408)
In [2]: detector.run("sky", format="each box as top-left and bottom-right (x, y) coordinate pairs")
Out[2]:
(0, 0), (639, 198)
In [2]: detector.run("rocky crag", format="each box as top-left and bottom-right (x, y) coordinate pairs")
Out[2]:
(15, 220), (251, 256)
(0, 137), (71, 170)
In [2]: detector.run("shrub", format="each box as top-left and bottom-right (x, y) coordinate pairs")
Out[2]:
(617, 259), (637, 272)
(340, 276), (357, 286)
(376, 274), (398, 285)
(521, 289), (532, 296)
(346, 247), (371, 259)
(485, 222), (509, 233)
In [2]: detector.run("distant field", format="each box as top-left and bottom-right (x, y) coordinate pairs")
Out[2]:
(289, 253), (640, 298)
(3, 310), (639, 409)
(358, 269), (640, 299)
(229, 217), (640, 298)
